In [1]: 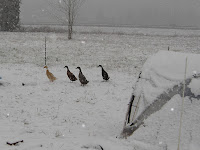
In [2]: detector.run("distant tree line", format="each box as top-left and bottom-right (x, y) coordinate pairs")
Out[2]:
(0, 0), (21, 31)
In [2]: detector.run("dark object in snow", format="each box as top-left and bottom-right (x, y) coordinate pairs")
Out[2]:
(44, 66), (57, 82)
(22, 83), (25, 86)
(126, 95), (135, 124)
(138, 71), (142, 79)
(7, 140), (23, 146)
(76, 67), (89, 86)
(81, 144), (103, 150)
(193, 73), (200, 78)
(98, 65), (110, 81)
(0, 76), (2, 85)
(64, 66), (77, 82)
(0, 76), (2, 79)
(120, 74), (200, 138)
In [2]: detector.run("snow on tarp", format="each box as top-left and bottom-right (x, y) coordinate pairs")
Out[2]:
(120, 51), (200, 138)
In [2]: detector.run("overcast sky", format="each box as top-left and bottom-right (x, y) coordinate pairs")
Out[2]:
(20, 0), (200, 27)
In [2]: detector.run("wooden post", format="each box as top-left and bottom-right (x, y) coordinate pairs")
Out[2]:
(177, 57), (188, 150)
(45, 37), (47, 66)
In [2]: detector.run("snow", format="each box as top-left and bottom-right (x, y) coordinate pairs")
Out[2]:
(189, 78), (200, 97)
(0, 28), (200, 150)
(124, 51), (200, 150)
(139, 51), (200, 105)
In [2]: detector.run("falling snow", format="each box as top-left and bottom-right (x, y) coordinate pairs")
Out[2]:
(0, 28), (200, 150)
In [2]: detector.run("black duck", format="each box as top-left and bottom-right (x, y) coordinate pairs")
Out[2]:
(98, 65), (110, 81)
(64, 66), (77, 82)
(76, 67), (89, 86)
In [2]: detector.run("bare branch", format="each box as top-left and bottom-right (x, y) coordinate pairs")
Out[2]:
(47, 0), (86, 39)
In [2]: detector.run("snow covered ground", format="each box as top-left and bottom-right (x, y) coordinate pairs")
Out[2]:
(0, 28), (200, 150)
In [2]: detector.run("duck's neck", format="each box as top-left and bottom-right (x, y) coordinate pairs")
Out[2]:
(79, 69), (82, 73)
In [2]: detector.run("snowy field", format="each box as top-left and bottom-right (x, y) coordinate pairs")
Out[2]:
(0, 27), (200, 150)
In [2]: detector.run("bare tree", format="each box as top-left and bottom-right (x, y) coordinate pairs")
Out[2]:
(48, 0), (86, 40)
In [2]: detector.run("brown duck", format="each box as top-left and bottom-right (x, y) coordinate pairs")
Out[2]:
(64, 66), (77, 82)
(44, 66), (57, 82)
(76, 67), (89, 86)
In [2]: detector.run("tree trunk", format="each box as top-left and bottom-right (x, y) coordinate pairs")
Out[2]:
(68, 24), (72, 40)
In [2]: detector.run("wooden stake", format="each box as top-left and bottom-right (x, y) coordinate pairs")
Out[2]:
(177, 57), (188, 150)
(45, 37), (47, 66)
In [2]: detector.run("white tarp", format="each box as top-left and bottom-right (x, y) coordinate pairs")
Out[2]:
(121, 50), (200, 138)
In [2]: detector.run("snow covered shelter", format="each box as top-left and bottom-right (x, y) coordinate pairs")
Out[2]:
(120, 51), (200, 138)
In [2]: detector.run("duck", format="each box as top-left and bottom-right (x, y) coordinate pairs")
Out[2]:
(98, 65), (110, 81)
(44, 66), (57, 82)
(64, 66), (77, 82)
(76, 67), (89, 86)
